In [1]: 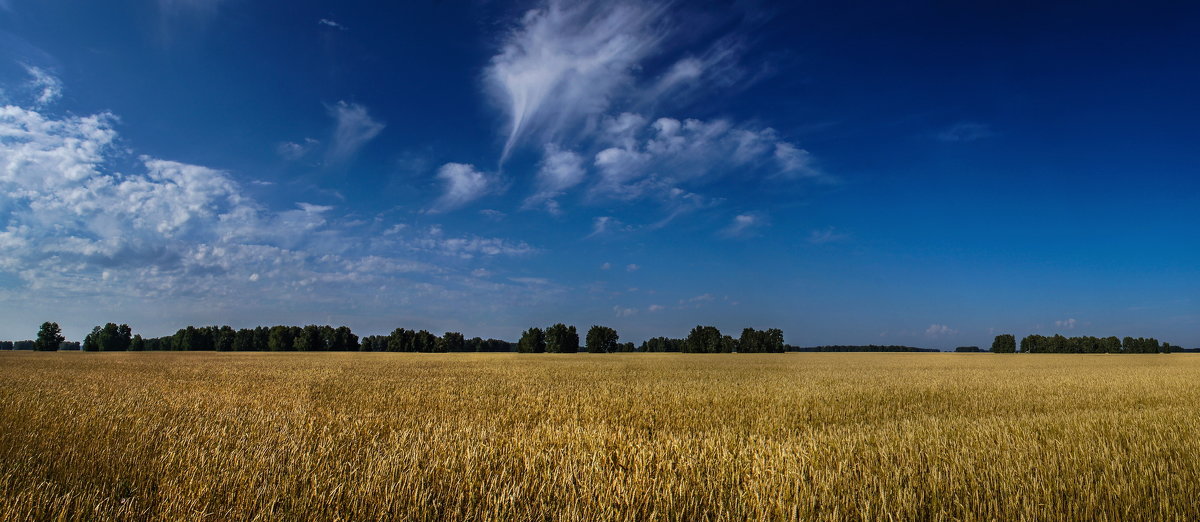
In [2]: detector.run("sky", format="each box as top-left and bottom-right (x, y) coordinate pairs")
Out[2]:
(0, 0), (1197, 348)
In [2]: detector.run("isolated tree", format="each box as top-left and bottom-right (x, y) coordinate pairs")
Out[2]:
(545, 323), (579, 353)
(991, 334), (1016, 353)
(35, 322), (64, 352)
(585, 325), (619, 353)
(517, 327), (546, 353)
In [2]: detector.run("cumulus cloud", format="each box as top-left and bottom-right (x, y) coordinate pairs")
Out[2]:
(1055, 318), (1077, 330)
(431, 163), (494, 212)
(524, 144), (586, 212)
(613, 305), (638, 317)
(399, 225), (535, 259)
(485, 0), (666, 161)
(591, 115), (820, 199)
(721, 212), (766, 238)
(625, 263), (639, 272)
(326, 101), (384, 162)
(678, 293), (714, 308)
(647, 304), (664, 312)
(21, 65), (62, 107)
(0, 97), (550, 335)
(925, 324), (958, 337)
(276, 138), (319, 160)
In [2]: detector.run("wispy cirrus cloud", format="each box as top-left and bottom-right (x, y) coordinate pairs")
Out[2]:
(276, 138), (319, 160)
(326, 101), (384, 163)
(486, 0), (667, 161)
(21, 64), (61, 107)
(318, 18), (348, 31)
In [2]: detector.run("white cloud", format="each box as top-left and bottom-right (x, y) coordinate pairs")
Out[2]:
(318, 18), (348, 31)
(0, 89), (574, 339)
(1055, 318), (1077, 330)
(925, 324), (958, 337)
(721, 212), (766, 238)
(591, 115), (820, 200)
(22, 65), (62, 107)
(600, 262), (611, 270)
(399, 226), (535, 259)
(589, 216), (617, 237)
(485, 0), (668, 161)
(524, 144), (586, 212)
(649, 37), (745, 102)
(613, 305), (637, 317)
(326, 101), (384, 162)
(479, 209), (506, 220)
(647, 304), (664, 312)
(774, 143), (820, 178)
(625, 263), (639, 272)
(679, 293), (714, 307)
(431, 163), (493, 212)
(276, 138), (319, 160)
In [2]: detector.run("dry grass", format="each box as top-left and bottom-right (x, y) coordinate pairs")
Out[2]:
(1, 351), (1199, 520)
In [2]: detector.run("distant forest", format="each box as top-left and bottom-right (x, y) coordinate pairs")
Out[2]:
(2, 322), (1194, 353)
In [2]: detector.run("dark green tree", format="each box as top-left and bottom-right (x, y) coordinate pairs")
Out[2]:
(991, 334), (1016, 353)
(585, 325), (619, 353)
(268, 325), (294, 351)
(215, 326), (235, 351)
(35, 322), (64, 352)
(440, 331), (465, 352)
(295, 325), (324, 351)
(545, 323), (579, 353)
(517, 327), (546, 353)
(684, 325), (723, 353)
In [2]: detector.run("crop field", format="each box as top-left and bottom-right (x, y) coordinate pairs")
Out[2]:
(1, 352), (1199, 520)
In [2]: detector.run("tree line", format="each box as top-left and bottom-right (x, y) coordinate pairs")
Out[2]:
(3, 322), (788, 354)
(991, 333), (1180, 353)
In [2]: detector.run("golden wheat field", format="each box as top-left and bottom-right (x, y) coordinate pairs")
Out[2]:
(1, 351), (1199, 520)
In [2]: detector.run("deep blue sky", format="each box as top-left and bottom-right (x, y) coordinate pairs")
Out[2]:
(1, 0), (1197, 348)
